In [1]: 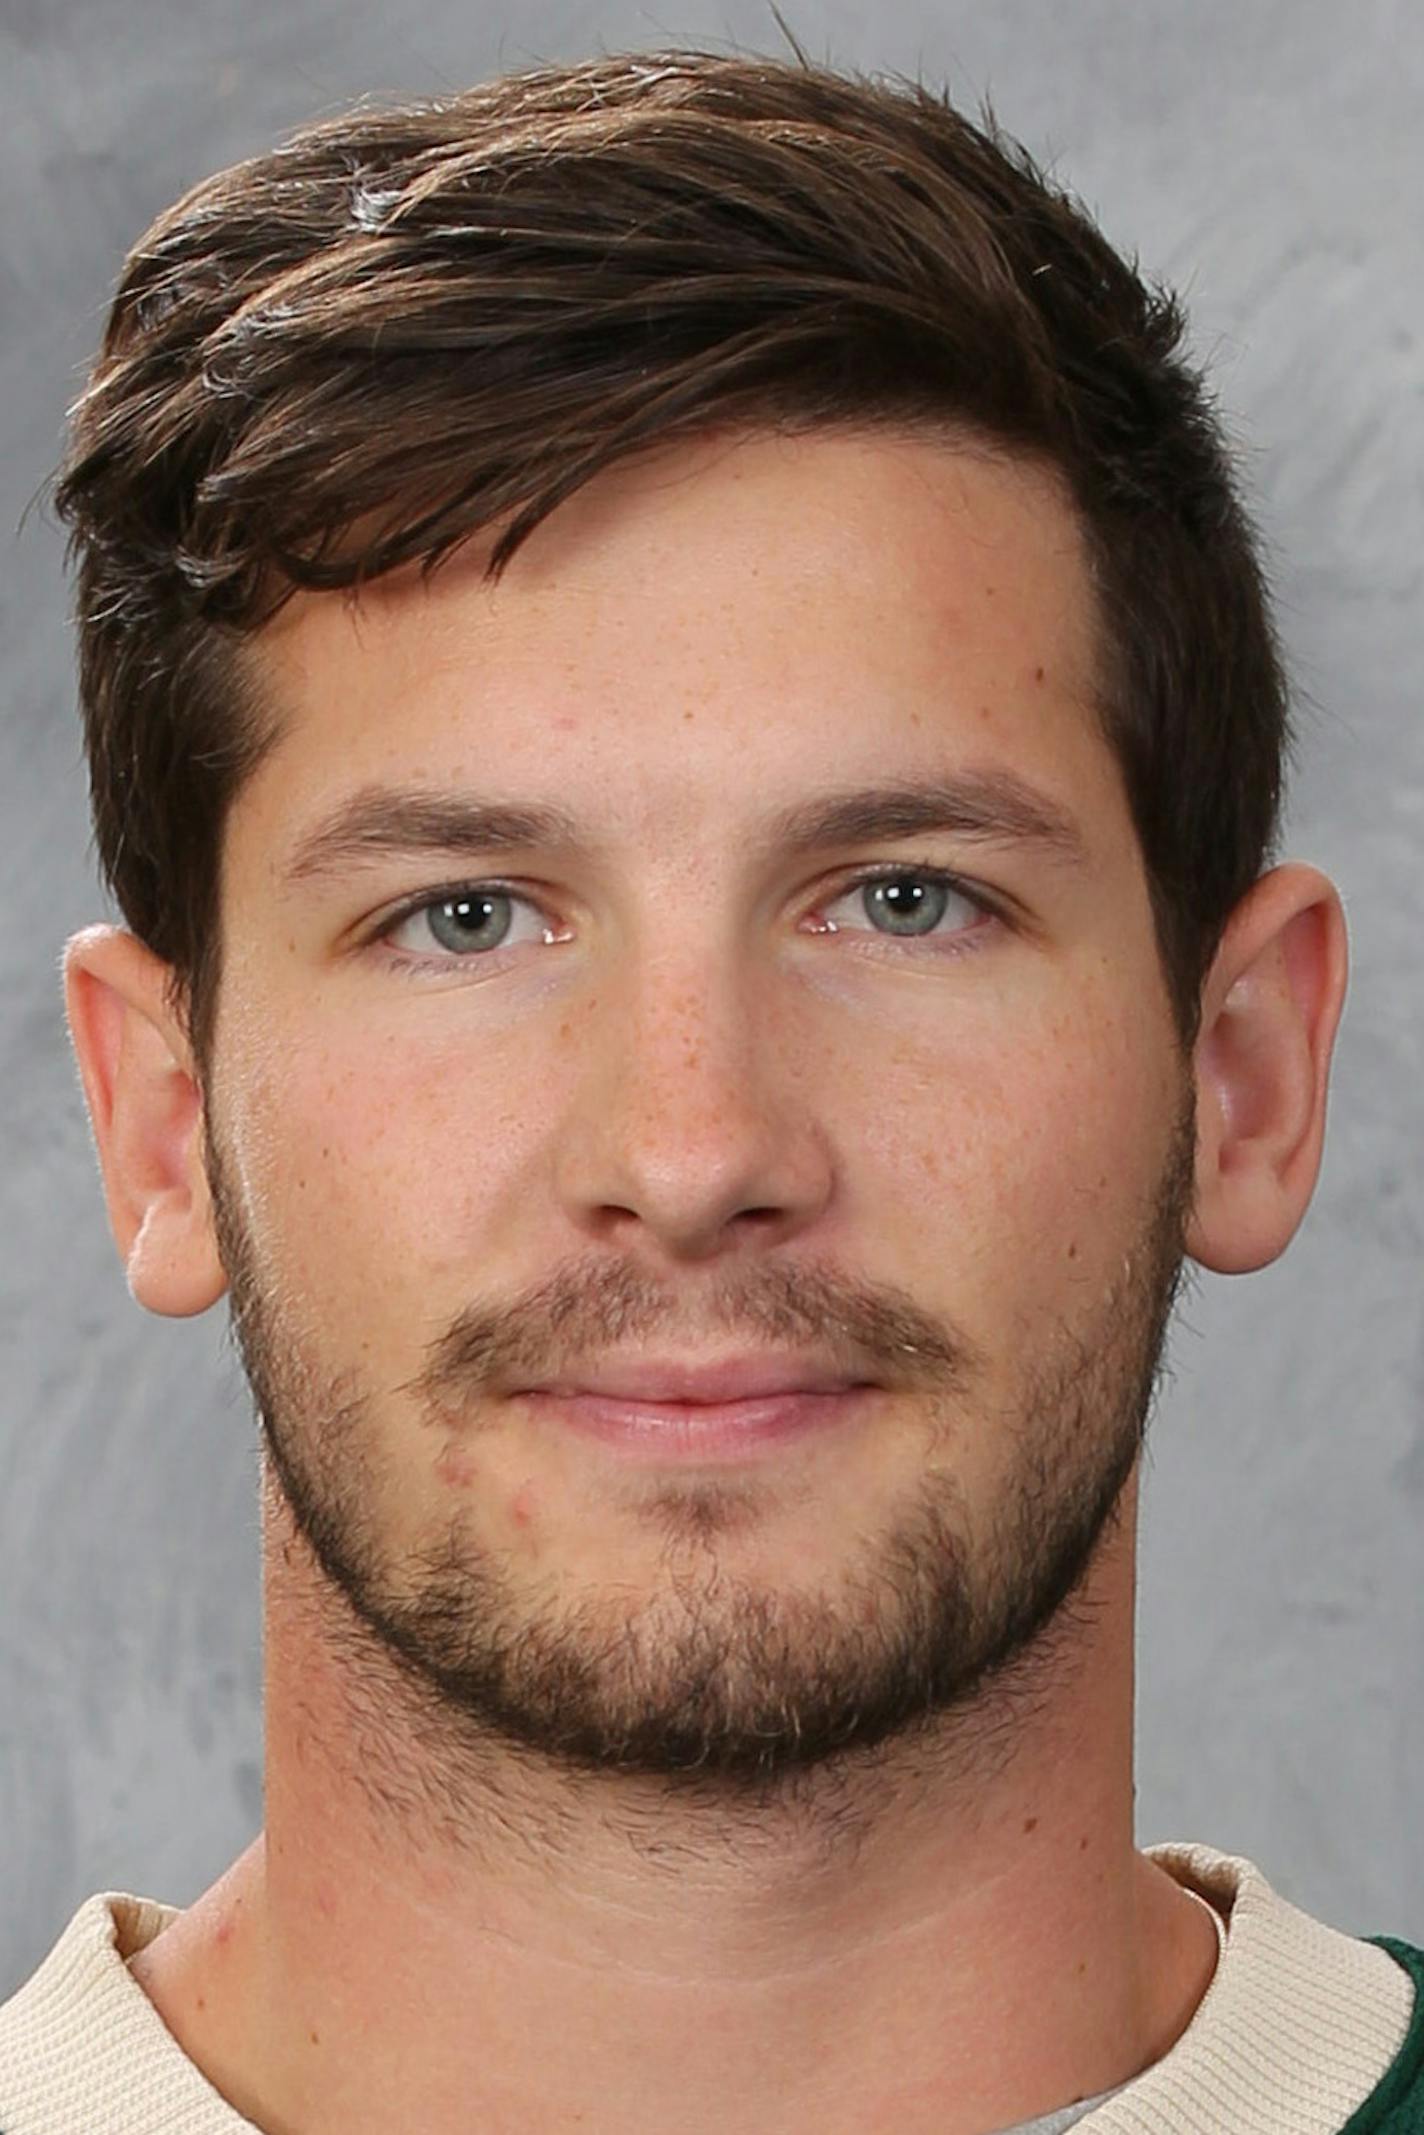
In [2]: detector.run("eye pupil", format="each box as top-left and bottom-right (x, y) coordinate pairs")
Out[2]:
(427, 892), (512, 953)
(864, 875), (951, 936)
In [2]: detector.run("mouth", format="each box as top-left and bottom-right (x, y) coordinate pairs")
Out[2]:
(514, 1355), (880, 1461)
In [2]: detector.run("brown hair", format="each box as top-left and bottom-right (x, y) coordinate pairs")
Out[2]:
(54, 48), (1287, 1064)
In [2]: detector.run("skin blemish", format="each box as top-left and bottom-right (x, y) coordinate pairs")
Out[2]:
(1022, 1816), (1039, 1835)
(1034, 664), (1046, 683)
(511, 1482), (538, 1529)
(435, 1441), (478, 1488)
(214, 1915), (235, 1950)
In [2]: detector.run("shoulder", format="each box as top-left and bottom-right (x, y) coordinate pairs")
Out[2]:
(1127, 1844), (1422, 2135)
(0, 1892), (251, 2132)
(1342, 1939), (1424, 2133)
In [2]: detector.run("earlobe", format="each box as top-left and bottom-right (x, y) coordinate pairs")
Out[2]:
(1186, 865), (1349, 1275)
(63, 925), (228, 1317)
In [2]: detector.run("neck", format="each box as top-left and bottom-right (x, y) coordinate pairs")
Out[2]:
(130, 1471), (1219, 2135)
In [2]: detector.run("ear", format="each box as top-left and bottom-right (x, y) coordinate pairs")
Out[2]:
(63, 925), (228, 1316)
(1186, 864), (1348, 1274)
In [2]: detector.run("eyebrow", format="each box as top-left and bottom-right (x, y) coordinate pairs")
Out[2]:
(280, 769), (1087, 887)
(773, 774), (1087, 867)
(283, 793), (587, 884)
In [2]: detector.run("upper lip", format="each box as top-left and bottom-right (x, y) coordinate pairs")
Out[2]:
(524, 1356), (869, 1404)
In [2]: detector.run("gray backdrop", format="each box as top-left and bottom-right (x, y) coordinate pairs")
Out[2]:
(2, 0), (1420, 1998)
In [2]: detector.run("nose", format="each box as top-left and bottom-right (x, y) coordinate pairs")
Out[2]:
(551, 952), (836, 1265)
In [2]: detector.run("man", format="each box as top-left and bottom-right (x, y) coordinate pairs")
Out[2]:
(1, 43), (1418, 2135)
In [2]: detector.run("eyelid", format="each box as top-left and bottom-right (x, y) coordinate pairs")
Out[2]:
(369, 878), (563, 966)
(813, 860), (1003, 923)
(362, 858), (1008, 969)
(371, 876), (543, 935)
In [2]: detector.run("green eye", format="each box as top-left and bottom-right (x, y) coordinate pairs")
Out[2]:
(861, 875), (956, 935)
(823, 870), (986, 942)
(382, 885), (550, 962)
(423, 892), (514, 954)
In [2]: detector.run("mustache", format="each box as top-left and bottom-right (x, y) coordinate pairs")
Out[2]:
(409, 1254), (981, 1412)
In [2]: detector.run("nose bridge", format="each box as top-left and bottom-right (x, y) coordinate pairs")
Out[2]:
(554, 910), (833, 1259)
(636, 933), (752, 1096)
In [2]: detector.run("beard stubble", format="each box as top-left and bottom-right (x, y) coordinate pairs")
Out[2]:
(206, 1094), (1196, 1800)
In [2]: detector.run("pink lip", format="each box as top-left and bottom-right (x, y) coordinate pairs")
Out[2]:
(515, 1356), (876, 1460)
(520, 1386), (873, 1459)
(529, 1355), (865, 1404)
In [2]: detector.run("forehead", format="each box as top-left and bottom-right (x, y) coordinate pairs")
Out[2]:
(240, 428), (1123, 859)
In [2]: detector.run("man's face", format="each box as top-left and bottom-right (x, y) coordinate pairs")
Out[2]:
(205, 431), (1193, 1786)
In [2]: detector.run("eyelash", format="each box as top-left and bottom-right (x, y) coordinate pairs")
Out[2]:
(371, 864), (1000, 973)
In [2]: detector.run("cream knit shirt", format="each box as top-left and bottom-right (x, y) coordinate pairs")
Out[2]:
(0, 1842), (1414, 2133)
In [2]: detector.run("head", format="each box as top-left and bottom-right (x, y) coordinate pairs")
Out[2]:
(59, 52), (1345, 1796)
(59, 48), (1288, 1069)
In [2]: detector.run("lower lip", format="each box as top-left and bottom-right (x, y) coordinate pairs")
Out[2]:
(520, 1388), (873, 1459)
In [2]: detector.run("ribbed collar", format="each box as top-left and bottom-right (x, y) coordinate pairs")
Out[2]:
(0, 1845), (1414, 2133)
(0, 1890), (245, 2130)
(1073, 1843), (1417, 2134)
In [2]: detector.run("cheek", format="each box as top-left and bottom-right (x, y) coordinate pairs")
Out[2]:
(225, 1016), (555, 1328)
(222, 954), (1176, 1358)
(842, 990), (1174, 1314)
